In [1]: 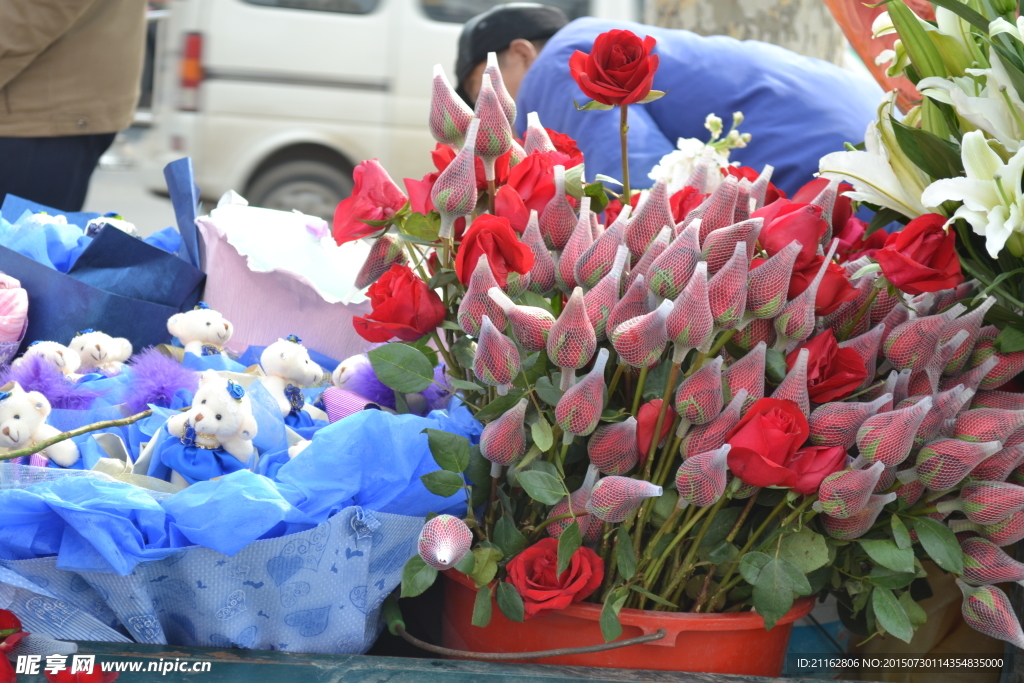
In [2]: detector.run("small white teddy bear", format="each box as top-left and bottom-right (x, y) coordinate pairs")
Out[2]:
(68, 329), (132, 375)
(259, 335), (323, 418)
(167, 302), (234, 357)
(164, 370), (258, 486)
(14, 341), (82, 379)
(0, 382), (80, 467)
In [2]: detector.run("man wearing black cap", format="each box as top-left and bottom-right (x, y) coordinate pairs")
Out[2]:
(454, 4), (883, 196)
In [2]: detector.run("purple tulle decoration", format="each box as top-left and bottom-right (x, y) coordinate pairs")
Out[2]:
(122, 348), (200, 414)
(0, 354), (105, 411)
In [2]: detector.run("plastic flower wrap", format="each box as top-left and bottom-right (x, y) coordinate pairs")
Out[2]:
(432, 118), (481, 239)
(429, 64), (474, 149)
(588, 417), (641, 475)
(473, 315), (521, 395)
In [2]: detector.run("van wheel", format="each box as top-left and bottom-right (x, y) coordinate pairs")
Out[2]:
(246, 159), (353, 222)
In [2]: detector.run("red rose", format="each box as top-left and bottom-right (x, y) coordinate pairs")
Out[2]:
(495, 185), (530, 234)
(604, 192), (641, 225)
(787, 256), (858, 316)
(835, 216), (887, 263)
(726, 398), (810, 489)
(569, 29), (659, 106)
(875, 213), (964, 295)
(506, 538), (604, 619)
(792, 177), (853, 233)
(669, 186), (707, 224)
(787, 445), (847, 495)
(332, 159), (408, 245)
(787, 329), (867, 403)
(506, 154), (556, 215)
(544, 128), (584, 168)
(352, 264), (446, 343)
(753, 201), (828, 270)
(636, 399), (674, 461)
(455, 215), (534, 288)
(723, 166), (786, 205)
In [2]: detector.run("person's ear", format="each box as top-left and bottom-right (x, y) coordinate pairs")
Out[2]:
(507, 39), (539, 68)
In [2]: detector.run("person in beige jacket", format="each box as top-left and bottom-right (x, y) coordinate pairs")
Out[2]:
(0, 0), (147, 212)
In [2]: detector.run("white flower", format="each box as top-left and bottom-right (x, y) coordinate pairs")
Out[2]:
(922, 130), (1024, 257)
(648, 138), (730, 194)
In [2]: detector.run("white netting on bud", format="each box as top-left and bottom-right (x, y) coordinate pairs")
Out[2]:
(775, 240), (839, 352)
(555, 348), (609, 436)
(458, 254), (506, 335)
(702, 219), (762, 275)
(856, 397), (933, 466)
(959, 481), (1024, 525)
(488, 287), (555, 353)
(432, 118), (480, 239)
(647, 221), (701, 300)
(723, 342), (766, 410)
(772, 348), (811, 416)
(473, 315), (521, 394)
(815, 461), (885, 519)
(585, 245), (629, 342)
(541, 166), (577, 250)
(675, 357), (724, 425)
(734, 317), (777, 352)
(429, 64), (474, 149)
(837, 323), (885, 391)
(557, 197), (593, 293)
(576, 207), (628, 288)
(522, 210), (557, 295)
(667, 261), (714, 358)
(961, 537), (1024, 585)
(708, 241), (748, 330)
(873, 289), (903, 330)
(607, 274), (652, 339)
(968, 509), (1024, 545)
(355, 234), (406, 289)
(548, 288), (598, 379)
(921, 330), (971, 395)
(680, 390), (747, 458)
(906, 385), (973, 448)
(940, 356), (999, 393)
(956, 581), (1024, 649)
(611, 299), (674, 368)
(873, 466), (898, 493)
(809, 179), (840, 245)
(624, 227), (672, 292)
(749, 165), (774, 210)
(588, 417), (641, 475)
(524, 111), (556, 154)
(826, 273), (876, 340)
(953, 408), (1024, 443)
(892, 368), (912, 406)
(970, 443), (1024, 483)
(625, 179), (674, 258)
(484, 52), (516, 126)
(914, 439), (1003, 490)
(480, 398), (529, 467)
(808, 394), (890, 448)
(546, 472), (602, 542)
(745, 240), (800, 321)
(676, 444), (731, 508)
(896, 471), (925, 507)
(586, 476), (663, 522)
(941, 297), (996, 376)
(418, 514), (472, 570)
(883, 305), (966, 373)
(473, 74), (513, 181)
(821, 493), (896, 540)
(978, 350), (1024, 391)
(734, 178), (752, 223)
(698, 176), (740, 245)
(975, 391), (1024, 411)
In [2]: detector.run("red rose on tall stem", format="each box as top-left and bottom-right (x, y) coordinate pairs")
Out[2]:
(787, 330), (867, 403)
(569, 30), (659, 106)
(352, 264), (445, 343)
(726, 398), (810, 489)
(332, 159), (407, 245)
(505, 538), (604, 619)
(455, 215), (534, 288)
(875, 214), (963, 295)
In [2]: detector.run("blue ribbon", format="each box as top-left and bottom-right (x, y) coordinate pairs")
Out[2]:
(158, 438), (248, 485)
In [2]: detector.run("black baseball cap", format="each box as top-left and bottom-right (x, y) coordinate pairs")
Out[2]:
(455, 3), (568, 100)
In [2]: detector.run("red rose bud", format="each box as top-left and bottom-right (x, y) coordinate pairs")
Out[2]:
(611, 298), (674, 368)
(806, 178), (841, 244)
(569, 28), (659, 106)
(585, 246), (629, 341)
(883, 305), (966, 373)
(924, 331), (972, 393)
(588, 417), (641, 475)
(457, 255), (506, 336)
(546, 471), (602, 542)
(837, 323), (885, 392)
(723, 341), (766, 410)
(961, 537), (1024, 586)
(576, 207), (627, 288)
(555, 198), (593, 294)
(956, 581), (1024, 649)
(352, 264), (446, 343)
(788, 254), (858, 317)
(708, 241), (749, 331)
(939, 296), (995, 376)
(697, 176), (740, 245)
(625, 227), (672, 292)
(822, 493), (897, 540)
(905, 385), (973, 448)
(814, 461), (885, 519)
(978, 350), (1024, 391)
(772, 348), (811, 417)
(586, 476), (663, 523)
(675, 444), (731, 508)
(675, 357), (724, 426)
(734, 178), (752, 223)
(856, 396), (932, 467)
(754, 202), (827, 271)
(975, 391), (1024, 411)
(473, 315), (522, 395)
(648, 221), (701, 301)
(940, 356), (999, 394)
(789, 445), (847, 495)
(480, 398), (529, 471)
(912, 438), (1002, 490)
(473, 74), (513, 181)
(522, 210), (557, 295)
(548, 288), (598, 384)
(734, 317), (776, 351)
(745, 240), (800, 321)
(683, 150), (715, 196)
(953, 408), (1024, 443)
(681, 389), (747, 459)
(958, 481), (1024, 525)
(877, 300), (909, 349)
(749, 164), (777, 210)
(958, 509), (1024, 545)
(429, 64), (474, 149)
(488, 287), (555, 353)
(789, 329), (868, 404)
(606, 273), (652, 340)
(671, 185), (707, 224)
(555, 348), (609, 436)
(418, 514), (472, 570)
(432, 118), (480, 239)
(702, 218), (762, 276)
(971, 443), (1024, 483)
(877, 214), (964, 296)
(667, 261), (714, 359)
(524, 111), (556, 154)
(724, 396), (811, 489)
(354, 234), (406, 290)
(808, 394), (890, 449)
(456, 214), (535, 289)
(541, 166), (578, 250)
(637, 398), (675, 460)
(483, 52), (516, 126)
(624, 179), (674, 259)
(773, 240), (839, 352)
(332, 159), (408, 245)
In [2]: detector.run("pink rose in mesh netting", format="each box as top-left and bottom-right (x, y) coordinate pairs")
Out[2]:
(951, 408), (1024, 443)
(680, 390), (746, 459)
(584, 246), (629, 341)
(821, 493), (896, 540)
(556, 197), (594, 293)
(745, 240), (800, 321)
(457, 255), (506, 336)
(473, 315), (521, 395)
(772, 348), (810, 417)
(554, 348), (609, 437)
(625, 179), (673, 258)
(429, 64), (474, 149)
(957, 581), (1024, 649)
(548, 288), (598, 383)
(723, 341), (766, 410)
(855, 397), (932, 467)
(666, 261), (714, 360)
(960, 537), (1024, 585)
(418, 514), (472, 570)
(588, 417), (641, 475)
(487, 287), (555, 353)
(707, 241), (748, 331)
(970, 443), (1024, 483)
(473, 74), (513, 181)
(586, 476), (663, 522)
(697, 176), (740, 245)
(540, 165), (578, 250)
(611, 299), (674, 368)
(814, 461), (885, 519)
(576, 206), (627, 288)
(607, 274), (652, 340)
(522, 210), (557, 295)
(480, 398), (529, 470)
(354, 234), (406, 290)
(701, 218), (762, 275)
(808, 394), (890, 449)
(911, 438), (1002, 490)
(674, 356), (724, 427)
(647, 221), (701, 301)
(675, 444), (730, 508)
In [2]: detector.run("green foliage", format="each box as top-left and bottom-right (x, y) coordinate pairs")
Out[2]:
(778, 529), (830, 573)
(557, 521), (583, 578)
(422, 429), (471, 472)
(616, 527), (637, 580)
(873, 587), (914, 643)
(493, 515), (528, 558)
(517, 470), (567, 505)
(909, 517), (964, 573)
(476, 391), (526, 422)
(531, 416), (554, 452)
(889, 117), (964, 180)
(470, 547), (503, 588)
(419, 470), (465, 497)
(496, 582), (525, 622)
(600, 587), (629, 642)
(368, 344), (434, 393)
(472, 583), (493, 627)
(859, 538), (915, 574)
(401, 555), (438, 598)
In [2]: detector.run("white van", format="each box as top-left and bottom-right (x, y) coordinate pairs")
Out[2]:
(142, 0), (638, 220)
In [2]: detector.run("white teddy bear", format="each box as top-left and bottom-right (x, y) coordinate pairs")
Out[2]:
(14, 341), (82, 379)
(259, 335), (323, 418)
(0, 383), (80, 467)
(164, 370), (258, 486)
(68, 329), (132, 375)
(167, 302), (234, 357)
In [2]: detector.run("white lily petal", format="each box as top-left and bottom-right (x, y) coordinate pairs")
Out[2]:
(872, 11), (896, 38)
(984, 205), (1013, 257)
(875, 50), (896, 67)
(819, 150), (925, 217)
(961, 130), (1003, 181)
(948, 88), (1020, 151)
(922, 176), (1000, 213)
(990, 17), (1021, 40)
(953, 206), (990, 236)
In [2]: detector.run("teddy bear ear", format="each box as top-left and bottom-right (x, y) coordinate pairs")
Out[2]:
(199, 369), (220, 385)
(167, 314), (183, 334)
(26, 391), (51, 418)
(119, 339), (133, 358)
(238, 414), (258, 440)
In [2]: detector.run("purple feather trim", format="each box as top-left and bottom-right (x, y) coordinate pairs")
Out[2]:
(0, 355), (105, 410)
(123, 348), (200, 414)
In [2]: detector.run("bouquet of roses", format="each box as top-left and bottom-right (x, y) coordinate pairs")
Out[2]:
(336, 27), (1024, 650)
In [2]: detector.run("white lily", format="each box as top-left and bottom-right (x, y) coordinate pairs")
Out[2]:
(876, 41), (911, 78)
(819, 92), (930, 218)
(990, 16), (1024, 42)
(921, 130), (1024, 257)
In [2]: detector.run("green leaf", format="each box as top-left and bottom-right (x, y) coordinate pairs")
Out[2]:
(739, 551), (772, 584)
(449, 378), (485, 392)
(401, 211), (440, 242)
(419, 470), (465, 498)
(872, 587), (914, 643)
(600, 587), (629, 642)
(928, 0), (989, 33)
(765, 348), (788, 384)
(475, 391), (526, 422)
(889, 116), (964, 180)
(996, 326), (1024, 353)
(583, 182), (610, 214)
(867, 207), (905, 236)
(860, 538), (915, 574)
(466, 445), (491, 505)
(451, 335), (477, 368)
(521, 351), (541, 373)
(892, 516), (912, 550)
(629, 585), (677, 608)
(535, 375), (564, 407)
(564, 164), (586, 199)
(899, 590), (928, 630)
(493, 515), (528, 558)
(360, 218), (392, 228)
(638, 89), (665, 104)
(888, 0), (946, 79)
(394, 390), (411, 415)
(574, 98), (615, 111)
(400, 555), (438, 598)
(368, 343), (435, 393)
(709, 541), (739, 565)
(516, 470), (567, 505)
(496, 582), (525, 622)
(910, 517), (964, 573)
(519, 291), (555, 314)
(472, 583), (493, 627)
(778, 528), (830, 574)
(699, 507), (742, 548)
(868, 566), (916, 589)
(616, 527), (637, 580)
(557, 521), (583, 578)
(422, 428), (471, 473)
(428, 271), (458, 291)
(531, 417), (554, 452)
(454, 549), (476, 575)
(752, 559), (796, 630)
(470, 548), (502, 588)
(778, 558), (813, 597)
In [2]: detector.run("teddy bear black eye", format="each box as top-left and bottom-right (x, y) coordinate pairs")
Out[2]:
(206, 322), (211, 326)
(12, 415), (18, 420)
(201, 399), (207, 405)
(215, 414), (222, 420)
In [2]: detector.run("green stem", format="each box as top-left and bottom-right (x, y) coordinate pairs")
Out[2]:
(631, 366), (650, 417)
(0, 409), (153, 462)
(530, 508), (589, 539)
(643, 362), (679, 481)
(666, 494), (729, 594)
(707, 329), (737, 358)
(619, 105), (631, 203)
(706, 495), (792, 607)
(431, 330), (460, 375)
(607, 363), (627, 400)
(840, 283), (881, 342)
(487, 179), (497, 215)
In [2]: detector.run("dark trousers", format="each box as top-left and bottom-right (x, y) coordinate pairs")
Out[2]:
(0, 133), (116, 213)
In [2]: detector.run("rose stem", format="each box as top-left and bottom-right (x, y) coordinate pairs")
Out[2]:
(651, 415), (682, 488)
(638, 503), (711, 596)
(430, 330), (460, 375)
(529, 508), (588, 539)
(607, 362), (627, 399)
(0, 410), (153, 462)
(487, 178), (497, 215)
(657, 493), (730, 603)
(631, 366), (649, 417)
(631, 362), (680, 556)
(619, 105), (631, 203)
(691, 491), (760, 613)
(706, 328), (737, 358)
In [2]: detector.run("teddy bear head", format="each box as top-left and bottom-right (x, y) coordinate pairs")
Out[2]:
(260, 336), (322, 387)
(168, 304), (233, 347)
(68, 330), (133, 369)
(16, 341), (81, 374)
(0, 382), (51, 449)
(185, 371), (258, 443)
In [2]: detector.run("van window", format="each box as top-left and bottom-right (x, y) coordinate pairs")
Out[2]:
(421, 0), (589, 23)
(242, 0), (380, 14)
